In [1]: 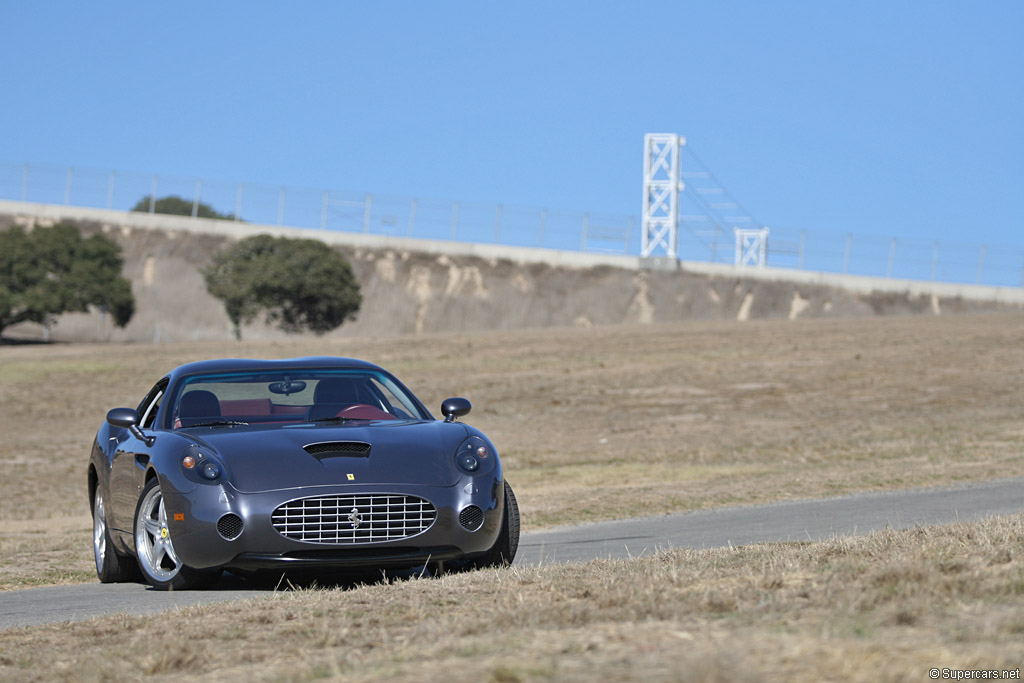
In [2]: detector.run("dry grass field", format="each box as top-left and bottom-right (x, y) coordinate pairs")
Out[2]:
(1, 513), (1022, 681)
(1, 312), (1023, 591)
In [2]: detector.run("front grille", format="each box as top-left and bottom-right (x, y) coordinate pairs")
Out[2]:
(272, 494), (436, 544)
(304, 441), (371, 457)
(458, 505), (484, 531)
(217, 513), (244, 540)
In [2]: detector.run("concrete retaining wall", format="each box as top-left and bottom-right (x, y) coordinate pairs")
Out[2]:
(1, 200), (1021, 343)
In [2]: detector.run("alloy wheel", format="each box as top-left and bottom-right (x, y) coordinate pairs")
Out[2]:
(93, 491), (107, 573)
(135, 484), (182, 582)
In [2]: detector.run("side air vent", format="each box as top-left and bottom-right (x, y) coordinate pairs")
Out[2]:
(303, 441), (371, 458)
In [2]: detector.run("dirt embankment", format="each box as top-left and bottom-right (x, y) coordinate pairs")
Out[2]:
(2, 216), (1017, 342)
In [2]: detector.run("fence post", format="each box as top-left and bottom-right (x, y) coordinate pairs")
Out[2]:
(842, 233), (852, 274)
(64, 167), (73, 205)
(450, 201), (459, 240)
(494, 204), (503, 243)
(976, 245), (986, 284)
(408, 198), (417, 236)
(191, 179), (202, 218)
(235, 183), (243, 221)
(798, 230), (806, 269)
(277, 186), (286, 225)
(20, 163), (28, 202)
(886, 238), (896, 278)
(538, 209), (547, 247)
(363, 194), (372, 233)
(106, 171), (116, 209)
(149, 176), (158, 213)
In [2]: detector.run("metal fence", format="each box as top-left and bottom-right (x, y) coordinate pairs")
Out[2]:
(0, 161), (633, 255)
(676, 222), (1024, 288)
(2, 160), (1021, 288)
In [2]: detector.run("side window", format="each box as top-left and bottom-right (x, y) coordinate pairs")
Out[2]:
(137, 379), (169, 429)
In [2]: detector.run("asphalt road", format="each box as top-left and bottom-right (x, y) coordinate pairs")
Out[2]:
(2, 476), (1021, 631)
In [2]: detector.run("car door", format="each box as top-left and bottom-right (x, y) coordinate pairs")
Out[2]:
(109, 380), (167, 533)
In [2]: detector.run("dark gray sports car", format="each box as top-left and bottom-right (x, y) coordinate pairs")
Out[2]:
(87, 357), (519, 590)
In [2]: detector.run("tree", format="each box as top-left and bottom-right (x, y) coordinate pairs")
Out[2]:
(203, 234), (362, 340)
(0, 223), (134, 338)
(131, 195), (235, 220)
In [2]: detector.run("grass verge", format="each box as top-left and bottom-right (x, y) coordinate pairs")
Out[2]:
(2, 514), (1023, 681)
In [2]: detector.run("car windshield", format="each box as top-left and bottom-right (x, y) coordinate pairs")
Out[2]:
(166, 369), (429, 429)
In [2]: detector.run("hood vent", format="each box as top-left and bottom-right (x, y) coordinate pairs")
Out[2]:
(304, 441), (371, 458)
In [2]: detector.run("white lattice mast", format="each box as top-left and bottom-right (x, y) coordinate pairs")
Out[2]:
(734, 228), (770, 267)
(641, 133), (684, 258)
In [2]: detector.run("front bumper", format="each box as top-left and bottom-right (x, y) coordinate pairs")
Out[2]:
(229, 545), (468, 571)
(159, 475), (504, 571)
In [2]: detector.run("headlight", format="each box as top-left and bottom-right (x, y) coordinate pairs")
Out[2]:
(455, 436), (496, 476)
(199, 460), (222, 480)
(458, 453), (480, 472)
(181, 446), (226, 484)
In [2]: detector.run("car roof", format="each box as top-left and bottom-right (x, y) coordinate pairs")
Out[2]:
(166, 357), (386, 381)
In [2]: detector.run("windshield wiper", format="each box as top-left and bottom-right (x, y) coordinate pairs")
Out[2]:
(186, 420), (249, 428)
(308, 416), (355, 424)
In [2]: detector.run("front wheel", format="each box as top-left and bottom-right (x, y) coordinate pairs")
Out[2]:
(134, 478), (220, 590)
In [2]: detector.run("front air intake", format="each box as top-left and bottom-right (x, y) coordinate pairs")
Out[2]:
(272, 494), (437, 544)
(458, 505), (484, 532)
(217, 513), (243, 540)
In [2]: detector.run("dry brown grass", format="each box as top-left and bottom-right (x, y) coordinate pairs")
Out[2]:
(0, 518), (92, 589)
(2, 513), (1023, 681)
(1, 312), (1023, 590)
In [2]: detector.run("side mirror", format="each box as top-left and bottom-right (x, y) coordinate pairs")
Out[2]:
(107, 407), (140, 428)
(441, 397), (471, 423)
(107, 407), (155, 446)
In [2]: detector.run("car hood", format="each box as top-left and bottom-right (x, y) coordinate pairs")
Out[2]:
(182, 420), (468, 493)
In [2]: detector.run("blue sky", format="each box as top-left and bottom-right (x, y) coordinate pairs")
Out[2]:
(1, 2), (1022, 277)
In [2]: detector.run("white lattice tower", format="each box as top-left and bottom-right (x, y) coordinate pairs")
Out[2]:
(734, 227), (770, 267)
(641, 133), (684, 257)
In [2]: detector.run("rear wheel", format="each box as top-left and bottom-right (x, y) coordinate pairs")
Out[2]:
(93, 489), (138, 583)
(134, 478), (221, 590)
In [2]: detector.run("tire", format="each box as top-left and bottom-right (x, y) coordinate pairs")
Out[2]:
(92, 488), (139, 583)
(134, 478), (221, 590)
(453, 481), (521, 572)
